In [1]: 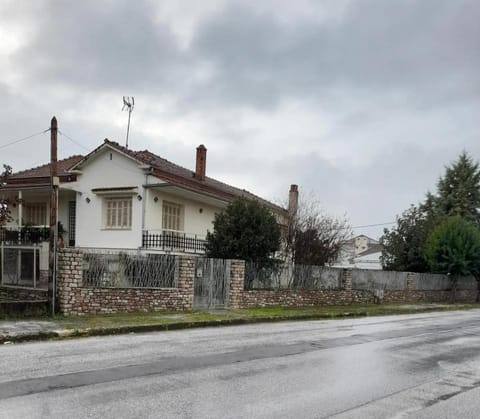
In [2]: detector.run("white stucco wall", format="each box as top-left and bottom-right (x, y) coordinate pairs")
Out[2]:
(73, 148), (146, 249)
(145, 189), (223, 237)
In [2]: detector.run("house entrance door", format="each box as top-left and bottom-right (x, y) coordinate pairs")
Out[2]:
(193, 258), (230, 309)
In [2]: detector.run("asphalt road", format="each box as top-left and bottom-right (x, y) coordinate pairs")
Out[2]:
(1, 310), (480, 418)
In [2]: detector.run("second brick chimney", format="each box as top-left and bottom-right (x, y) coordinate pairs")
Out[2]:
(288, 184), (299, 219)
(195, 144), (207, 181)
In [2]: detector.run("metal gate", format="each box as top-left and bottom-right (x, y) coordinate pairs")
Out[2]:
(194, 258), (231, 308)
(0, 244), (41, 288)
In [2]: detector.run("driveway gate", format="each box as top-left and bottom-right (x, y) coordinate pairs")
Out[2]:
(194, 258), (230, 308)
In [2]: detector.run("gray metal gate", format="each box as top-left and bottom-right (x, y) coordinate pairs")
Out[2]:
(194, 258), (231, 308)
(0, 244), (41, 288)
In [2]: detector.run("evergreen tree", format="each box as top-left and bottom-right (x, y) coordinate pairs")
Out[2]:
(434, 152), (480, 224)
(381, 152), (480, 272)
(205, 198), (280, 269)
(424, 216), (480, 301)
(380, 205), (435, 272)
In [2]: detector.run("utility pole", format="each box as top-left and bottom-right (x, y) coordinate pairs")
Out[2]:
(49, 116), (58, 315)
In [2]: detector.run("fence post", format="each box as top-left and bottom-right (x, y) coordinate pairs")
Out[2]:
(178, 255), (195, 310)
(228, 259), (245, 309)
(57, 248), (83, 315)
(406, 272), (414, 291)
(342, 269), (352, 291)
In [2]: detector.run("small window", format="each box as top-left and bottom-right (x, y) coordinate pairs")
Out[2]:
(104, 197), (132, 229)
(162, 201), (183, 232)
(24, 203), (47, 226)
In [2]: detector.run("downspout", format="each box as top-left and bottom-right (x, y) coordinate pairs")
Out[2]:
(141, 170), (150, 248)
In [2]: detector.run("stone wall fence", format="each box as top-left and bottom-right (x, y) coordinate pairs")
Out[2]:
(57, 248), (195, 315)
(57, 248), (479, 315)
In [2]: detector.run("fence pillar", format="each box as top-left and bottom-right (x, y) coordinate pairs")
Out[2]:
(406, 272), (414, 290)
(178, 255), (195, 310)
(342, 269), (352, 291)
(57, 248), (83, 315)
(228, 259), (245, 309)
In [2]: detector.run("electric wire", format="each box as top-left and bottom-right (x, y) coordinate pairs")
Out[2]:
(0, 129), (50, 150)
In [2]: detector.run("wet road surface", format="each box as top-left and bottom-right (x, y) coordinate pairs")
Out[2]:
(1, 310), (480, 418)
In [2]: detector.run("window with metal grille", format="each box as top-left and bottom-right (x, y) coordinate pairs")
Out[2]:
(162, 201), (183, 232)
(104, 197), (132, 229)
(24, 203), (47, 226)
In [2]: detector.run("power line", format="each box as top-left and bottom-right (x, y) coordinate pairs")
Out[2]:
(352, 221), (396, 229)
(58, 130), (90, 152)
(0, 129), (49, 150)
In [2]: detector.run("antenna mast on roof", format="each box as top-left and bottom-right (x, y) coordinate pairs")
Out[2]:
(122, 96), (135, 148)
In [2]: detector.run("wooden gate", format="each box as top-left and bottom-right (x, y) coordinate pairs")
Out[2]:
(194, 258), (230, 308)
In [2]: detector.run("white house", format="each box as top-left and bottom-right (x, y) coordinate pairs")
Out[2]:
(332, 235), (383, 270)
(1, 140), (292, 254)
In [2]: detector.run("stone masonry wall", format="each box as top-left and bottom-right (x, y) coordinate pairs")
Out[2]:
(57, 249), (478, 315)
(57, 249), (195, 315)
(236, 269), (478, 308)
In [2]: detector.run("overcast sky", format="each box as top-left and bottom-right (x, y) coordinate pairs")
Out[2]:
(1, 0), (479, 238)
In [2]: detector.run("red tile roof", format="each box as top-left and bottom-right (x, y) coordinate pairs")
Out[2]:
(7, 141), (287, 215)
(9, 155), (84, 179)
(4, 155), (83, 187)
(99, 140), (286, 215)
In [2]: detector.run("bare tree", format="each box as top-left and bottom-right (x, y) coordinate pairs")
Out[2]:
(282, 190), (353, 266)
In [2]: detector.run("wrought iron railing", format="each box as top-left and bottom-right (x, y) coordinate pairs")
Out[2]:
(0, 227), (50, 244)
(82, 249), (179, 288)
(142, 230), (206, 254)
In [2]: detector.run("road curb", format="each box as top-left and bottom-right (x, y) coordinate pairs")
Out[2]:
(0, 311), (369, 344)
(2, 306), (476, 345)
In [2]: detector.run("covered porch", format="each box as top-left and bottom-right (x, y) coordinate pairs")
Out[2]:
(0, 185), (76, 289)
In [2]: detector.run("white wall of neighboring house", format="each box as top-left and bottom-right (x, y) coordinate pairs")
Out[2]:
(332, 235), (383, 270)
(73, 148), (146, 249)
(352, 252), (383, 270)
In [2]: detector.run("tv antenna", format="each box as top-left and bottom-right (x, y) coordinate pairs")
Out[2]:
(122, 96), (135, 148)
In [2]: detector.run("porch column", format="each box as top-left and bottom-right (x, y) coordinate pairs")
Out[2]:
(18, 190), (22, 240)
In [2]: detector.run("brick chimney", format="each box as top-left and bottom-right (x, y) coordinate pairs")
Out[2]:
(288, 184), (298, 219)
(195, 145), (207, 181)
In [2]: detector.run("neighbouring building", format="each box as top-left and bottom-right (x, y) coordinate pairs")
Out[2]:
(332, 234), (383, 270)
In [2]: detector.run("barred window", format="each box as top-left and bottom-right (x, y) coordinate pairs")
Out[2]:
(25, 203), (47, 226)
(162, 201), (183, 232)
(104, 197), (132, 229)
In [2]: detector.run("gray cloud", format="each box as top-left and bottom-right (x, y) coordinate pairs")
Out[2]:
(1, 0), (480, 239)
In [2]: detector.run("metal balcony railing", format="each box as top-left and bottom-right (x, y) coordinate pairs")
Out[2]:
(142, 230), (206, 254)
(0, 227), (50, 244)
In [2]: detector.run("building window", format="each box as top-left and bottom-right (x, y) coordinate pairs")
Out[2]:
(25, 203), (47, 226)
(104, 197), (132, 229)
(162, 201), (183, 232)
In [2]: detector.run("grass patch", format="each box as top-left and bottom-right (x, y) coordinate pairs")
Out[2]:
(53, 303), (480, 333)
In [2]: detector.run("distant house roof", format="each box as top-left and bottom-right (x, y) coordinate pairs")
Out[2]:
(356, 244), (383, 257)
